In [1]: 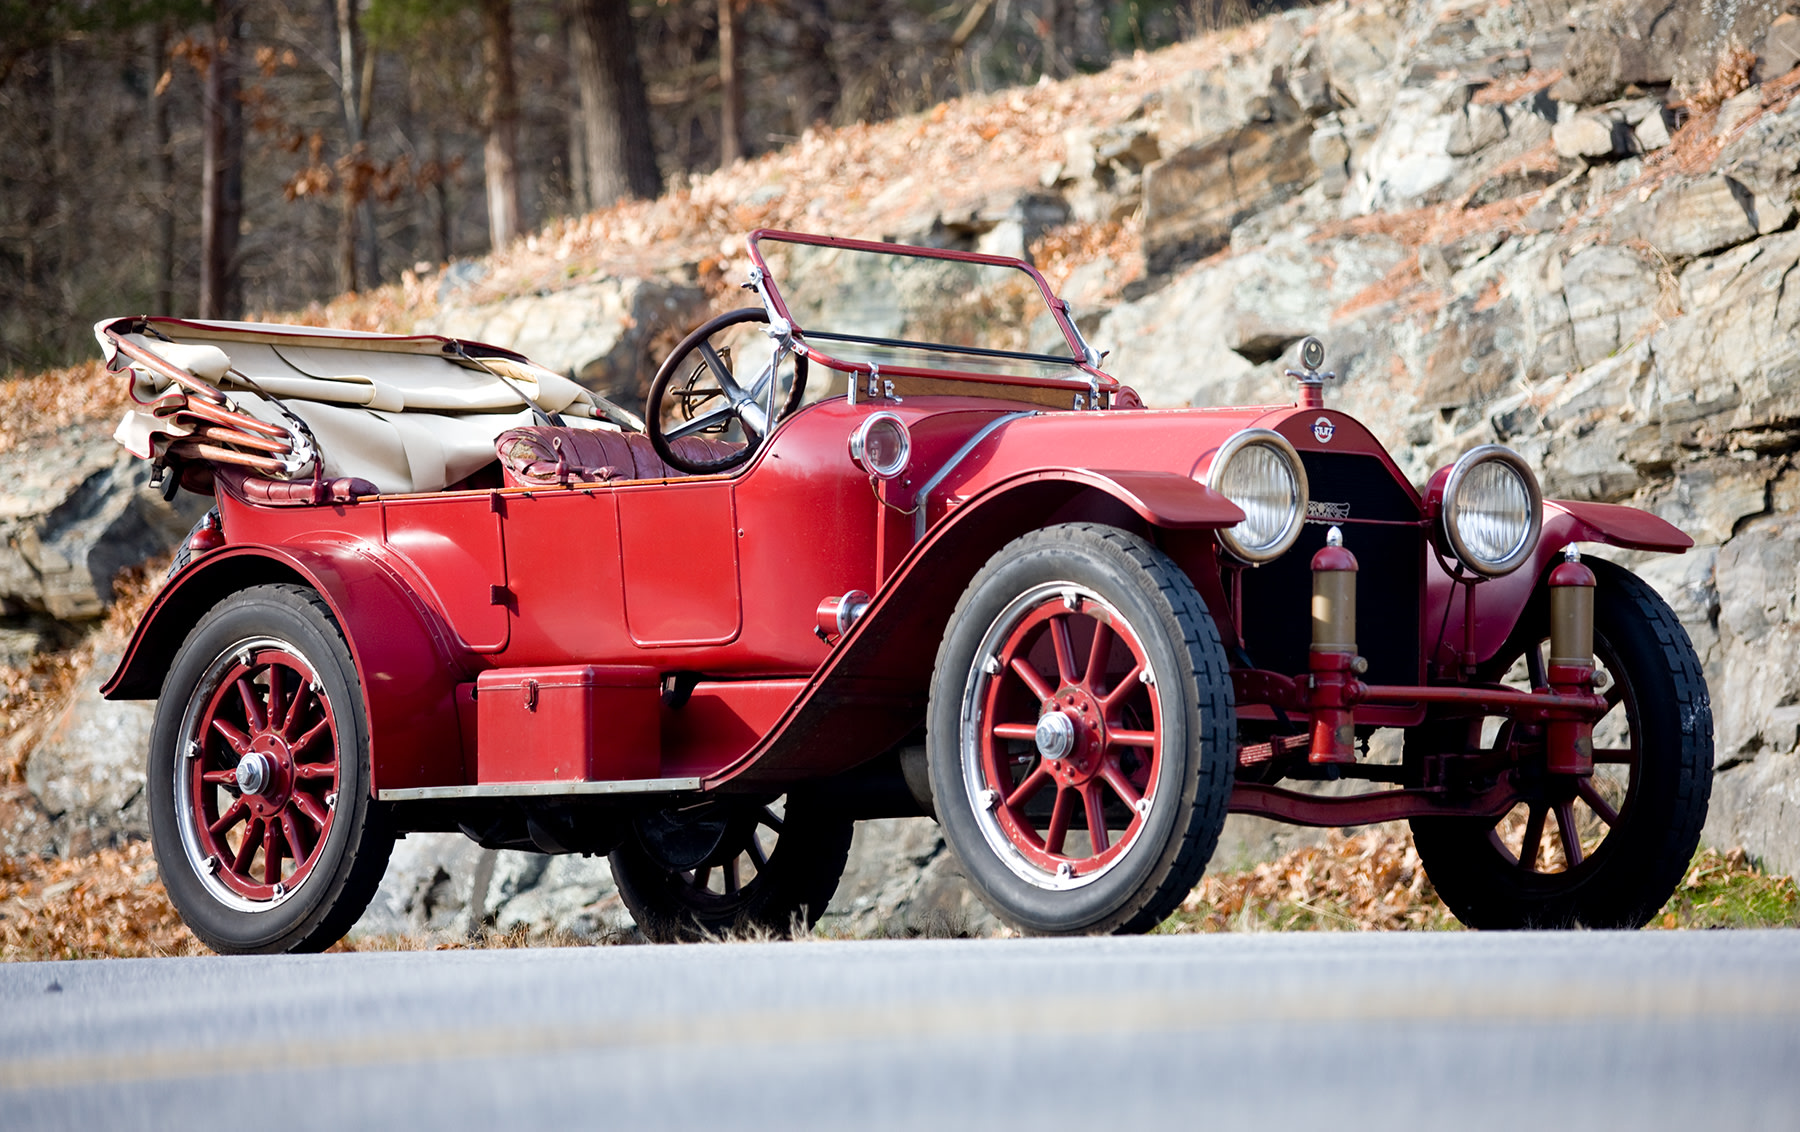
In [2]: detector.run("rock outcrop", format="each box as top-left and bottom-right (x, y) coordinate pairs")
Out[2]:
(7, 0), (1800, 940)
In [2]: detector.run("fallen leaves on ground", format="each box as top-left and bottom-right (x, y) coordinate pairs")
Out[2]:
(1167, 827), (1461, 933)
(0, 843), (205, 960)
(7, 832), (1791, 961)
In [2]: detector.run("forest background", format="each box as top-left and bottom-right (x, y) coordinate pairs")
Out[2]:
(0, 0), (1272, 375)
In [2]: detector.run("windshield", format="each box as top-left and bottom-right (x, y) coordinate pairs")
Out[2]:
(747, 232), (1095, 386)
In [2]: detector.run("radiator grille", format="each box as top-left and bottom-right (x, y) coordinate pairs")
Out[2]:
(1237, 452), (1425, 687)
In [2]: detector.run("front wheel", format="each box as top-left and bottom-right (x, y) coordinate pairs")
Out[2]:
(148, 584), (393, 954)
(928, 523), (1236, 936)
(1410, 558), (1714, 929)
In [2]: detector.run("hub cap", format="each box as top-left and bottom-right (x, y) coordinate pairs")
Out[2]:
(961, 583), (1164, 891)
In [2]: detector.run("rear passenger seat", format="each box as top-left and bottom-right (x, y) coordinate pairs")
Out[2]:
(495, 426), (743, 486)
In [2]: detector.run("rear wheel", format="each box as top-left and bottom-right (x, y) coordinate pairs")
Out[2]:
(928, 523), (1235, 935)
(149, 584), (392, 954)
(1410, 559), (1713, 929)
(609, 795), (853, 942)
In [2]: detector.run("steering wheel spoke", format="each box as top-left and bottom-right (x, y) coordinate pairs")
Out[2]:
(646, 308), (808, 475)
(665, 404), (741, 443)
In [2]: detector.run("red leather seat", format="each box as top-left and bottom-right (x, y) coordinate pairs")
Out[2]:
(495, 427), (742, 487)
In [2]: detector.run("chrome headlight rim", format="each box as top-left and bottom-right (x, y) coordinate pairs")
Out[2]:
(1441, 444), (1543, 578)
(1205, 427), (1309, 565)
(848, 411), (911, 480)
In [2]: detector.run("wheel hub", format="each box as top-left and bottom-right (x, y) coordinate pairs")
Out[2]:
(1042, 687), (1107, 787)
(235, 751), (274, 796)
(239, 734), (295, 818)
(1034, 710), (1074, 760)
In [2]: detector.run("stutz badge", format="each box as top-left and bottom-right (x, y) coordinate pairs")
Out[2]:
(1312, 415), (1336, 444)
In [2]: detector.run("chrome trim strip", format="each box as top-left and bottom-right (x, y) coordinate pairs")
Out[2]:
(378, 777), (704, 802)
(911, 410), (1038, 541)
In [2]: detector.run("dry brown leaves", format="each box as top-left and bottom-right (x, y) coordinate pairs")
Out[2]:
(1470, 69), (1563, 106)
(0, 359), (125, 458)
(0, 842), (206, 960)
(1684, 46), (1758, 112)
(1174, 828), (1459, 932)
(1029, 217), (1146, 303)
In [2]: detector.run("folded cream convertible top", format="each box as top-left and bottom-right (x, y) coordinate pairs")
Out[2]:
(99, 316), (637, 494)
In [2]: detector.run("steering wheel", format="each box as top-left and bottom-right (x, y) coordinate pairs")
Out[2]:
(646, 308), (808, 475)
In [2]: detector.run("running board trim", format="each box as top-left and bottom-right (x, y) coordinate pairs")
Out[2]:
(378, 777), (703, 802)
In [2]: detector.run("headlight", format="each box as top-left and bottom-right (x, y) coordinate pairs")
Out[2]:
(1206, 428), (1308, 564)
(1440, 445), (1542, 576)
(849, 412), (911, 479)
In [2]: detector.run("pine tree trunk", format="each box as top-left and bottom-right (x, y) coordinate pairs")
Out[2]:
(567, 0), (660, 209)
(481, 0), (522, 249)
(199, 0), (244, 319)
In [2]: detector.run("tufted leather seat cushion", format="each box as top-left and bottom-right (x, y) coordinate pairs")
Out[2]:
(495, 427), (743, 487)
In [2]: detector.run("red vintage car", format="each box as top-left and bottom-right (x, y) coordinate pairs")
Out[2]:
(97, 231), (1711, 953)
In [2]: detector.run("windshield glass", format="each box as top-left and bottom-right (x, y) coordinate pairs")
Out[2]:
(749, 233), (1088, 383)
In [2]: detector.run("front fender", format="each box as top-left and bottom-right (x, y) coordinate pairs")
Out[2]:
(103, 543), (470, 794)
(1424, 499), (1693, 671)
(707, 469), (1242, 790)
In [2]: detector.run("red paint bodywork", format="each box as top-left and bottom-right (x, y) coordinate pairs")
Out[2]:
(102, 232), (1693, 829)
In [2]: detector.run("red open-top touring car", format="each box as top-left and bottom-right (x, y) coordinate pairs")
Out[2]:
(96, 230), (1711, 952)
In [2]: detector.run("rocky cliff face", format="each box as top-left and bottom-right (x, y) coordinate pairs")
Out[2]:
(4, 0), (1797, 938)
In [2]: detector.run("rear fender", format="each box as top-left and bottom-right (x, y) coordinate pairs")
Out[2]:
(102, 544), (470, 794)
(709, 469), (1243, 789)
(1424, 500), (1693, 671)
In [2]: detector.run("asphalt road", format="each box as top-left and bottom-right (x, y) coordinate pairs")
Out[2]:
(3, 931), (1798, 1131)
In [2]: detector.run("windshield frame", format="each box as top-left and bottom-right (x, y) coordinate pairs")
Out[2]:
(745, 229), (1116, 402)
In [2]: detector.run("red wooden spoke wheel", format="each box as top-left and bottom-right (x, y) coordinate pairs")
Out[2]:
(969, 585), (1162, 887)
(180, 640), (341, 904)
(930, 524), (1235, 936)
(149, 584), (391, 954)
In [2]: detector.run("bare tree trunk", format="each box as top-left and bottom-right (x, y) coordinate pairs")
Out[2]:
(565, 8), (589, 213)
(567, 0), (660, 209)
(333, 0), (382, 291)
(151, 24), (176, 314)
(789, 0), (838, 131)
(50, 43), (72, 321)
(1041, 0), (1074, 78)
(481, 0), (521, 249)
(717, 0), (741, 166)
(199, 0), (244, 319)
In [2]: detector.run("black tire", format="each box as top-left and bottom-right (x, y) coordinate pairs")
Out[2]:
(927, 523), (1236, 936)
(148, 584), (393, 954)
(609, 794), (853, 942)
(1410, 558), (1713, 929)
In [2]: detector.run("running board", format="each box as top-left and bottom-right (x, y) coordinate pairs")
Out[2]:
(378, 776), (703, 802)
